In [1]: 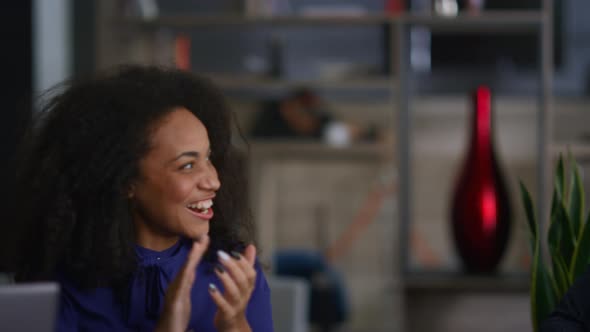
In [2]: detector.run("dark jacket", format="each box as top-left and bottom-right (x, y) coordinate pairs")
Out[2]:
(542, 267), (590, 331)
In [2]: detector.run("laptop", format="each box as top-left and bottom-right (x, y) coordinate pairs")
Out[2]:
(0, 282), (59, 332)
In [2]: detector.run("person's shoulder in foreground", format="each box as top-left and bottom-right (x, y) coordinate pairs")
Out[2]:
(541, 266), (590, 331)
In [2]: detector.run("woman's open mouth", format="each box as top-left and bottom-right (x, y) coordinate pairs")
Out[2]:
(186, 199), (214, 220)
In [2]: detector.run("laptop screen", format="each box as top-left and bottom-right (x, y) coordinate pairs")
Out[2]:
(0, 282), (59, 332)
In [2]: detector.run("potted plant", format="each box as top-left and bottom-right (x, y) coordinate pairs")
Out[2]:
(520, 153), (590, 331)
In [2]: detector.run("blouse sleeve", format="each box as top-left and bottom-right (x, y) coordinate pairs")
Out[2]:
(245, 261), (274, 331)
(55, 282), (79, 332)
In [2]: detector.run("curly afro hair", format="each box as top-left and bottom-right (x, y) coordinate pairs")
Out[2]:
(4, 65), (253, 287)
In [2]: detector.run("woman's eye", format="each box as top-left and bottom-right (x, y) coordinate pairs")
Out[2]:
(181, 163), (193, 170)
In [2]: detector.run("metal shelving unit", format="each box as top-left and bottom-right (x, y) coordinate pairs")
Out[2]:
(99, 2), (554, 330)
(122, 11), (543, 29)
(394, 2), (552, 330)
(206, 75), (396, 92)
(395, 6), (553, 267)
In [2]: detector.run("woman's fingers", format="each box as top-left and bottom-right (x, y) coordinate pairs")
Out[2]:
(179, 235), (210, 292)
(210, 245), (258, 330)
(241, 245), (257, 286)
(217, 250), (253, 293)
(157, 236), (210, 332)
(243, 244), (256, 265)
(214, 265), (241, 303)
(211, 245), (257, 304)
(208, 283), (235, 316)
(232, 249), (257, 289)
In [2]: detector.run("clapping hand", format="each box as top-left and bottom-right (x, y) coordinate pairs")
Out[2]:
(155, 235), (210, 332)
(210, 244), (257, 332)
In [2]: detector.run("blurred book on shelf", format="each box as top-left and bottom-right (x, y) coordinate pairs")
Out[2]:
(385, 0), (405, 14)
(299, 5), (369, 17)
(246, 0), (396, 17)
(122, 0), (159, 19)
(174, 34), (191, 70)
(126, 0), (244, 17)
(245, 0), (292, 17)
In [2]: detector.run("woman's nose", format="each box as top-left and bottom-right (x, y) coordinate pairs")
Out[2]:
(198, 169), (220, 191)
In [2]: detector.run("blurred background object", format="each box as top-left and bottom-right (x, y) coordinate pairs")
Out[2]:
(250, 87), (378, 146)
(0, 0), (32, 274)
(450, 86), (512, 274)
(267, 276), (310, 332)
(4, 0), (590, 331)
(433, 0), (458, 17)
(250, 87), (334, 140)
(0, 283), (60, 332)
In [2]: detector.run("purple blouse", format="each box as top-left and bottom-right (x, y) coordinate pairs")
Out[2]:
(56, 240), (274, 331)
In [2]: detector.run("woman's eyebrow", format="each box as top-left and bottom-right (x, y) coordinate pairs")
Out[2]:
(170, 151), (199, 162)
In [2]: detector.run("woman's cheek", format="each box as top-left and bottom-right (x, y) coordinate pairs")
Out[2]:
(172, 179), (196, 201)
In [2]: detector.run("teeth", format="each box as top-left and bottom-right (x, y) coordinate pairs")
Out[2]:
(197, 199), (213, 209)
(187, 199), (213, 210)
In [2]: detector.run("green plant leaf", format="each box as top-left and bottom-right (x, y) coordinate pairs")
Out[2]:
(524, 153), (590, 331)
(521, 180), (559, 331)
(551, 250), (571, 297)
(555, 154), (565, 201)
(554, 199), (575, 267)
(570, 213), (590, 280)
(548, 189), (563, 255)
(568, 158), (585, 240)
(520, 181), (537, 253)
(531, 238), (557, 332)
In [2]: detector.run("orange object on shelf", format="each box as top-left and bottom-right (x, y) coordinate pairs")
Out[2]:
(175, 34), (191, 71)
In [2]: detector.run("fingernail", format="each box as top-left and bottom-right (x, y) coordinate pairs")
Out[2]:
(217, 250), (230, 261)
(214, 263), (225, 273)
(230, 251), (241, 260)
(208, 283), (217, 292)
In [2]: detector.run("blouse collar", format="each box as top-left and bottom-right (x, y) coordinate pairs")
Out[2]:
(135, 239), (186, 266)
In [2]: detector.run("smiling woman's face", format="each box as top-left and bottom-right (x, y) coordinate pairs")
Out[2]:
(129, 107), (220, 250)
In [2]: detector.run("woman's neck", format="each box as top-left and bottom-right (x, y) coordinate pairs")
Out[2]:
(136, 236), (180, 251)
(134, 223), (180, 251)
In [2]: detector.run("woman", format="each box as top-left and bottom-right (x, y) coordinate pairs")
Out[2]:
(4, 66), (273, 331)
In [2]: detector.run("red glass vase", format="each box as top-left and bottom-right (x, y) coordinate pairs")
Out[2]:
(450, 86), (511, 274)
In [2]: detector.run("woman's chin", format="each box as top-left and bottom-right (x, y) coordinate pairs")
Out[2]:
(183, 224), (209, 240)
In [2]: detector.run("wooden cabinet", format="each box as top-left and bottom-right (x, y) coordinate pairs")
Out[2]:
(248, 142), (400, 331)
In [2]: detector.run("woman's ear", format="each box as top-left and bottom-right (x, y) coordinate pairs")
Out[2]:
(126, 183), (136, 199)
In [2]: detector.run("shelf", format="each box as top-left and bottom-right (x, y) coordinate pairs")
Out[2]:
(551, 142), (590, 161)
(204, 75), (396, 101)
(209, 75), (396, 90)
(123, 10), (544, 32)
(122, 13), (394, 27)
(405, 10), (544, 32)
(249, 141), (386, 162)
(404, 271), (529, 293)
